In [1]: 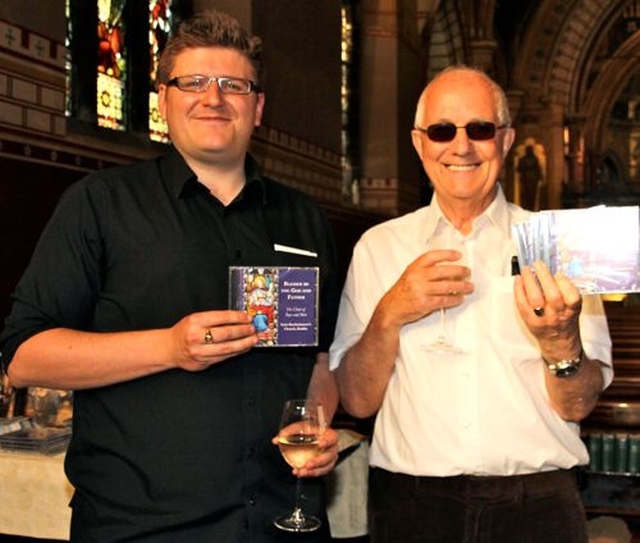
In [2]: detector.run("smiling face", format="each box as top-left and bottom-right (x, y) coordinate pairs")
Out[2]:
(158, 46), (265, 168)
(411, 69), (515, 214)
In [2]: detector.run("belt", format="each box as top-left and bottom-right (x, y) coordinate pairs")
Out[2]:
(372, 467), (578, 502)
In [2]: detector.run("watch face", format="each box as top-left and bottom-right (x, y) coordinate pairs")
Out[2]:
(555, 363), (579, 378)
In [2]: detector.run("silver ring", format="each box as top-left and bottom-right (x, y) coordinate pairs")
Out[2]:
(204, 329), (214, 344)
(533, 307), (545, 317)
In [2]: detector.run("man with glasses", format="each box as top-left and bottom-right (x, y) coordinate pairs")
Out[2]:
(1, 10), (339, 542)
(329, 66), (612, 542)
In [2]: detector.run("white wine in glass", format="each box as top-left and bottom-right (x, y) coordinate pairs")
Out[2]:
(278, 433), (320, 470)
(273, 399), (324, 533)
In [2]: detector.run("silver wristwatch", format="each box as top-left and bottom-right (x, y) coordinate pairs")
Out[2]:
(544, 353), (583, 378)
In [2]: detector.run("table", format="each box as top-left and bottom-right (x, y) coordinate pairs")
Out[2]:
(0, 430), (368, 541)
(0, 451), (72, 540)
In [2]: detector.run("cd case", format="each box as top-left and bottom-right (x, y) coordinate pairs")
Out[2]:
(512, 205), (640, 294)
(229, 266), (319, 346)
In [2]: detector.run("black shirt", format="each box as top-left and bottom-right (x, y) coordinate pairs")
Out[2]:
(1, 148), (339, 542)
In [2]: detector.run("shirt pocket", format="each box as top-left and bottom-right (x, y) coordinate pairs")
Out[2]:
(489, 276), (539, 360)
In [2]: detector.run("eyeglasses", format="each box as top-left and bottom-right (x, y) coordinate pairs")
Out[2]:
(415, 122), (508, 142)
(166, 75), (260, 95)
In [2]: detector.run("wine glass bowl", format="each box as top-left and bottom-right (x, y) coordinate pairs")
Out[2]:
(273, 399), (324, 533)
(277, 425), (321, 469)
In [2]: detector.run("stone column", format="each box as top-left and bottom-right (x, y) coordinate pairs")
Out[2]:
(543, 103), (566, 209)
(468, 39), (497, 72)
(357, 0), (424, 216)
(564, 115), (586, 196)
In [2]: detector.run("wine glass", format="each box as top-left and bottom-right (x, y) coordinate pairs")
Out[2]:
(273, 399), (325, 532)
(423, 227), (466, 355)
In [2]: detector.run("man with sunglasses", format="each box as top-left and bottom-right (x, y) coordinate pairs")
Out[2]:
(329, 66), (612, 542)
(1, 10), (340, 543)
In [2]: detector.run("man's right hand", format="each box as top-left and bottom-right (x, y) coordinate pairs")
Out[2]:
(378, 249), (473, 329)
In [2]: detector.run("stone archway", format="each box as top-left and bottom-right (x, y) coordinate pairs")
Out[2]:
(514, 0), (640, 207)
(582, 33), (640, 176)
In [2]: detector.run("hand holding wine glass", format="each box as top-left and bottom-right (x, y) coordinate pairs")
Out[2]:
(273, 399), (326, 533)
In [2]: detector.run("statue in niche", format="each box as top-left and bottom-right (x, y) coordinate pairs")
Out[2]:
(515, 140), (546, 211)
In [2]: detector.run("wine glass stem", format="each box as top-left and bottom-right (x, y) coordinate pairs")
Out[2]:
(294, 477), (303, 512)
(288, 478), (305, 526)
(438, 308), (448, 340)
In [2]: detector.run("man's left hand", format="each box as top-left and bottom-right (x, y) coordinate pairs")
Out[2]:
(514, 261), (582, 358)
(272, 427), (339, 478)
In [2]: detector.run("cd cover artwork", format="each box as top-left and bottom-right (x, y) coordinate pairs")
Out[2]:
(512, 205), (640, 294)
(229, 267), (319, 346)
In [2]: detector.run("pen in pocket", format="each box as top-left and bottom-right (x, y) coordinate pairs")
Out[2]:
(511, 256), (520, 276)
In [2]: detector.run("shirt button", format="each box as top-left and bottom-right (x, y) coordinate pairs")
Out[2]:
(248, 497), (256, 506)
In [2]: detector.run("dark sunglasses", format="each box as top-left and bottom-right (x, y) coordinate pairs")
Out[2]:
(415, 122), (508, 142)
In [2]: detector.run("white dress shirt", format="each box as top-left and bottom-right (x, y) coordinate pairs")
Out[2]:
(329, 187), (613, 476)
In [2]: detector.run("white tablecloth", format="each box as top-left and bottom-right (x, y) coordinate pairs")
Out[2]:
(0, 450), (72, 540)
(326, 429), (369, 538)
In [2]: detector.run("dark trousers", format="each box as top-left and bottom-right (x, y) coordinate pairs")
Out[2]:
(369, 468), (588, 543)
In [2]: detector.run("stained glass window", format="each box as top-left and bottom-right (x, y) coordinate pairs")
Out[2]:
(149, 0), (172, 143)
(341, 2), (359, 204)
(64, 0), (72, 118)
(97, 0), (127, 131)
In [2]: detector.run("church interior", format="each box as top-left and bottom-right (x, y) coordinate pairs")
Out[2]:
(2, 0), (640, 541)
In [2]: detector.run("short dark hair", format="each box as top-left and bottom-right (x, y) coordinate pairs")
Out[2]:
(157, 10), (263, 87)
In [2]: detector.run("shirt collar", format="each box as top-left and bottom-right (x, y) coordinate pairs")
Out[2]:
(422, 184), (512, 242)
(483, 184), (513, 234)
(159, 146), (267, 204)
(242, 154), (267, 205)
(159, 146), (195, 197)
